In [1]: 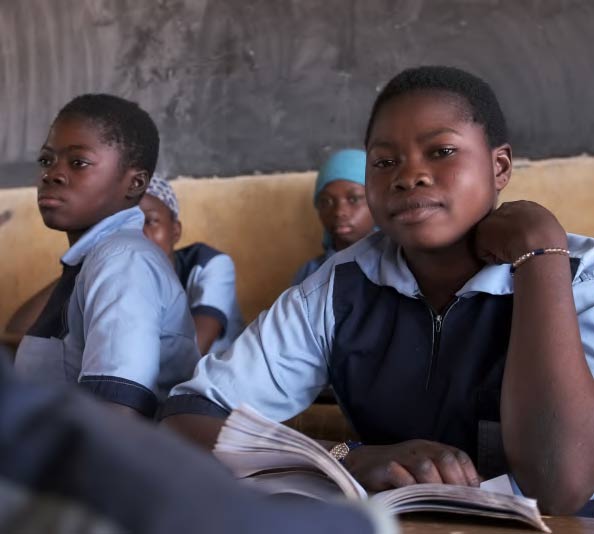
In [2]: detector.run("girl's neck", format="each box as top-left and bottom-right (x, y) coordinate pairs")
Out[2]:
(403, 239), (484, 313)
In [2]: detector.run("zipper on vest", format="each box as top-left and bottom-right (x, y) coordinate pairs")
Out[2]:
(425, 298), (459, 389)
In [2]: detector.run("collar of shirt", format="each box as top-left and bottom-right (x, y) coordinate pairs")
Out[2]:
(61, 207), (145, 266)
(354, 232), (514, 299)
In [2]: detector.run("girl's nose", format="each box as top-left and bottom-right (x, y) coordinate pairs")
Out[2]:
(391, 161), (433, 191)
(41, 168), (67, 185)
(332, 199), (350, 219)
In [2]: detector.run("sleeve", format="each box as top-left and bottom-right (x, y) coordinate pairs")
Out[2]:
(76, 248), (168, 416)
(186, 254), (237, 334)
(162, 282), (334, 422)
(573, 273), (594, 377)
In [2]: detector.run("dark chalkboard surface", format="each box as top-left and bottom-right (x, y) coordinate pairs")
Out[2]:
(1, 0), (593, 187)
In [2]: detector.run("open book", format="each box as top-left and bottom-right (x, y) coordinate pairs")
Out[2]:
(214, 405), (550, 533)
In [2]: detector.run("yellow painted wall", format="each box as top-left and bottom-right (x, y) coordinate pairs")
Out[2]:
(1, 157), (594, 329)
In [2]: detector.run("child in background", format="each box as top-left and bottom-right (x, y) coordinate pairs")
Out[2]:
(140, 176), (244, 354)
(293, 149), (375, 284)
(15, 94), (199, 418)
(161, 66), (594, 515)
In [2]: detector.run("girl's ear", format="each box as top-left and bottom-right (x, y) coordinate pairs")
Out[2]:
(493, 143), (512, 192)
(127, 170), (149, 199)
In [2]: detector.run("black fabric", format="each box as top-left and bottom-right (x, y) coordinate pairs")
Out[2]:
(158, 394), (230, 420)
(477, 420), (507, 479)
(79, 375), (158, 418)
(570, 256), (581, 279)
(330, 261), (513, 469)
(174, 243), (221, 288)
(27, 262), (82, 339)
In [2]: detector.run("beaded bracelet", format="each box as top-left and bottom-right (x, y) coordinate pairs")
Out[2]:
(510, 247), (570, 274)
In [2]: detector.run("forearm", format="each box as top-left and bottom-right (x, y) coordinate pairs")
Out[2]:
(6, 280), (57, 334)
(502, 254), (594, 513)
(161, 413), (225, 450)
(193, 315), (223, 355)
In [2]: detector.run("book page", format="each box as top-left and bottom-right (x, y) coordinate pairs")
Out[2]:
(241, 470), (348, 501)
(215, 405), (550, 532)
(370, 483), (550, 532)
(480, 474), (514, 495)
(214, 404), (367, 499)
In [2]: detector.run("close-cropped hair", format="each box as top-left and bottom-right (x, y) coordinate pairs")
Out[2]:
(365, 65), (508, 149)
(56, 94), (160, 176)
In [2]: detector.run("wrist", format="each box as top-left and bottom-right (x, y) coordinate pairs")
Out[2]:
(329, 440), (363, 464)
(510, 247), (571, 274)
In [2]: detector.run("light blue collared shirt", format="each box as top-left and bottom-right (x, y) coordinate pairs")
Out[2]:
(292, 248), (336, 286)
(168, 231), (594, 422)
(16, 207), (200, 416)
(174, 243), (244, 353)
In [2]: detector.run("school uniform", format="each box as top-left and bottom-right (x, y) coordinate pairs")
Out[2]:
(15, 207), (200, 417)
(162, 230), (594, 476)
(174, 243), (244, 353)
(292, 248), (336, 285)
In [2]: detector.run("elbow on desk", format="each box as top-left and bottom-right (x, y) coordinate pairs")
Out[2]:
(512, 462), (594, 515)
(535, 480), (592, 516)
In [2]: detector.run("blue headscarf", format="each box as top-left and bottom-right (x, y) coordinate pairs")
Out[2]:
(314, 149), (368, 250)
(313, 149), (367, 205)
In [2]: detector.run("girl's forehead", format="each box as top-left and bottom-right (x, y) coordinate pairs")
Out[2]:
(321, 180), (366, 195)
(46, 116), (117, 151)
(369, 91), (477, 141)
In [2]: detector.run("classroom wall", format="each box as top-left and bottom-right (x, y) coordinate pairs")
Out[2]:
(2, 156), (594, 329)
(2, 0), (594, 187)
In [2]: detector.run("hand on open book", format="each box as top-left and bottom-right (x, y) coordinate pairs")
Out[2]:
(344, 439), (480, 491)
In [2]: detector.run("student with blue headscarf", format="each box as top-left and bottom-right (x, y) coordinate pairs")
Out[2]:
(293, 149), (375, 284)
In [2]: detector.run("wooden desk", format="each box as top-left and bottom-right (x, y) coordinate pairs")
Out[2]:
(400, 514), (594, 534)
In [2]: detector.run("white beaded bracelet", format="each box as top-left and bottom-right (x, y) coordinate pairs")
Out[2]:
(510, 247), (570, 274)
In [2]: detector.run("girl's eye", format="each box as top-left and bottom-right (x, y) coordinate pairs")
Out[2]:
(37, 156), (52, 168)
(372, 159), (396, 169)
(71, 159), (90, 168)
(317, 198), (334, 210)
(348, 195), (365, 205)
(431, 147), (456, 158)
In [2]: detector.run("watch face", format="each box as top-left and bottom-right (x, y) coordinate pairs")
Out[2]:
(329, 442), (350, 462)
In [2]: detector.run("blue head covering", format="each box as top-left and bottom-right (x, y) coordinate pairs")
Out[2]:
(313, 149), (367, 205)
(313, 149), (368, 250)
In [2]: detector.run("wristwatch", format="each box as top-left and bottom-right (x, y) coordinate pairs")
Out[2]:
(329, 440), (363, 463)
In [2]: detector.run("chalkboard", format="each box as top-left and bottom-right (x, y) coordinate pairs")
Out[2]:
(1, 0), (593, 187)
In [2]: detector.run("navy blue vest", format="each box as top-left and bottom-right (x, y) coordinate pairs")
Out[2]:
(174, 243), (220, 288)
(329, 259), (579, 477)
(28, 263), (82, 339)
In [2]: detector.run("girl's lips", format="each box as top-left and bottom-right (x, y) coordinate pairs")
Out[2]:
(38, 196), (64, 208)
(333, 224), (354, 235)
(392, 205), (442, 224)
(389, 198), (443, 224)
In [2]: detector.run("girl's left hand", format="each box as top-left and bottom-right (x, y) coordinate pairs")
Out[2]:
(474, 200), (567, 265)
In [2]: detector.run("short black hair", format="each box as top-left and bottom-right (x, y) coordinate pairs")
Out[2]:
(56, 94), (159, 176)
(365, 66), (508, 148)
